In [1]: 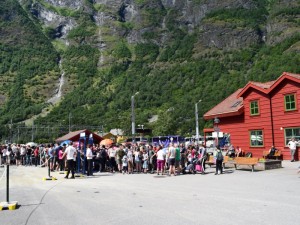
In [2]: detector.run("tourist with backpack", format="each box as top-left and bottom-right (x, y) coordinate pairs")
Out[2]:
(214, 147), (223, 175)
(98, 145), (107, 172)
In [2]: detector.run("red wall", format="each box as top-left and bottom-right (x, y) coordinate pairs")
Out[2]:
(271, 80), (300, 160)
(217, 80), (300, 160)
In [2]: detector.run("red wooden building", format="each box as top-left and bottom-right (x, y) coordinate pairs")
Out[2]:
(204, 72), (300, 160)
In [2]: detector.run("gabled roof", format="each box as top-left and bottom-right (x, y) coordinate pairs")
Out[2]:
(238, 72), (300, 97)
(204, 72), (300, 120)
(204, 89), (244, 120)
(56, 129), (103, 143)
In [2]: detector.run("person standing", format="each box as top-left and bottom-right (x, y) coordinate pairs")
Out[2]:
(288, 137), (298, 162)
(108, 145), (117, 173)
(63, 142), (77, 179)
(47, 144), (54, 170)
(154, 146), (166, 175)
(199, 144), (207, 174)
(116, 145), (125, 173)
(134, 149), (142, 173)
(26, 145), (32, 166)
(15, 144), (21, 166)
(20, 145), (26, 165)
(33, 146), (40, 167)
(175, 144), (181, 175)
(99, 145), (107, 172)
(168, 143), (176, 176)
(58, 145), (65, 171)
(142, 150), (149, 174)
(214, 147), (223, 175)
(127, 147), (134, 174)
(86, 144), (93, 176)
(122, 155), (128, 174)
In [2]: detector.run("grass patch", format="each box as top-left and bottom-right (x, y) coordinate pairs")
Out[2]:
(51, 40), (68, 52)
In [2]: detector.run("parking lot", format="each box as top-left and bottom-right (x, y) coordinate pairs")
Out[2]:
(0, 161), (299, 225)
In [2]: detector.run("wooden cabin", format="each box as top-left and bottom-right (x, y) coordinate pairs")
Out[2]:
(204, 72), (300, 160)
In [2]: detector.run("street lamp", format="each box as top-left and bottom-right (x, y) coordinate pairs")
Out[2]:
(68, 112), (72, 133)
(214, 117), (220, 147)
(195, 100), (202, 145)
(131, 92), (139, 143)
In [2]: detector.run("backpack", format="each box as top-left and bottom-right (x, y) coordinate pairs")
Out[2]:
(216, 151), (223, 161)
(100, 149), (107, 158)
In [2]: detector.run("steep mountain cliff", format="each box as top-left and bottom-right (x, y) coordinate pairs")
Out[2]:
(0, 0), (299, 141)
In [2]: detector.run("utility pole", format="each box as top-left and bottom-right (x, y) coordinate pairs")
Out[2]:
(195, 100), (202, 145)
(31, 121), (34, 142)
(69, 112), (72, 133)
(131, 92), (139, 143)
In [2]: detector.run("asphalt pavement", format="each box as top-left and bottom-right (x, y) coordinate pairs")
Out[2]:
(0, 161), (299, 225)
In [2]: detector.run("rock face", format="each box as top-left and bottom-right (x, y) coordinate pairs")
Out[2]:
(199, 23), (261, 49)
(30, 2), (77, 41)
(161, 0), (256, 26)
(19, 0), (300, 52)
(44, 0), (84, 10)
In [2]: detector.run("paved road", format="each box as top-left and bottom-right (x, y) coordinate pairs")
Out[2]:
(0, 161), (299, 225)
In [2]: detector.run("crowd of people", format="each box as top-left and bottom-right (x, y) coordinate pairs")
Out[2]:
(3, 140), (296, 176)
(0, 142), (218, 176)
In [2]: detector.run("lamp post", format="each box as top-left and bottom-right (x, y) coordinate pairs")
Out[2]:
(195, 100), (202, 145)
(214, 117), (220, 147)
(68, 112), (72, 133)
(131, 92), (139, 143)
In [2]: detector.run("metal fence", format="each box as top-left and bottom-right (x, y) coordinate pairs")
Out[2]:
(1, 124), (105, 144)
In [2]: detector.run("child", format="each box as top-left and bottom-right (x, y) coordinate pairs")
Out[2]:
(142, 151), (149, 174)
(122, 155), (128, 174)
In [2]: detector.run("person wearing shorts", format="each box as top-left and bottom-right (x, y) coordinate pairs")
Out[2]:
(168, 143), (176, 176)
(155, 146), (165, 175)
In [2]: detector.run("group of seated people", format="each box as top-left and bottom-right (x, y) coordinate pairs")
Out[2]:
(225, 145), (279, 159)
(225, 145), (243, 158)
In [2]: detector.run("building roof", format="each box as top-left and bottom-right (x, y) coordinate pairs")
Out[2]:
(238, 72), (300, 97)
(204, 72), (300, 120)
(56, 129), (103, 143)
(204, 88), (244, 120)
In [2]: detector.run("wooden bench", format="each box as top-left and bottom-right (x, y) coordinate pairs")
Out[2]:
(206, 155), (229, 169)
(233, 157), (258, 172)
(262, 150), (282, 160)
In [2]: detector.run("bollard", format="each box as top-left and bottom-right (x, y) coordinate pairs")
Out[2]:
(48, 161), (51, 178)
(6, 165), (9, 203)
(0, 164), (18, 210)
(42, 158), (57, 181)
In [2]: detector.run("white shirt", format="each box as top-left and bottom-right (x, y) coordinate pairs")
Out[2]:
(127, 151), (133, 161)
(2, 149), (7, 156)
(122, 156), (128, 166)
(65, 146), (76, 160)
(86, 147), (93, 159)
(134, 151), (140, 161)
(20, 147), (26, 155)
(157, 150), (165, 160)
(288, 140), (297, 150)
(109, 148), (116, 157)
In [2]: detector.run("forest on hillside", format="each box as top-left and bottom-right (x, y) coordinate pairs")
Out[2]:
(0, 0), (299, 143)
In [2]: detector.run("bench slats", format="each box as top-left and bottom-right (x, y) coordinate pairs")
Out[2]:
(234, 157), (258, 172)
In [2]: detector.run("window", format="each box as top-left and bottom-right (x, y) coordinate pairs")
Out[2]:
(285, 94), (296, 111)
(250, 100), (259, 115)
(250, 130), (264, 147)
(284, 128), (300, 146)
